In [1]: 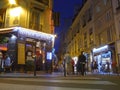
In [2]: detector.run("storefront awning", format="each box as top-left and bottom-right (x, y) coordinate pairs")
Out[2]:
(0, 27), (13, 34)
(0, 27), (56, 47)
(0, 27), (56, 41)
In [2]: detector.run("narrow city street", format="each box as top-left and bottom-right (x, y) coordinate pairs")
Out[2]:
(0, 74), (120, 90)
(0, 1), (120, 90)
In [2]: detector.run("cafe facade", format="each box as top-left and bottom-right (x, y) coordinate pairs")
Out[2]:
(0, 27), (56, 72)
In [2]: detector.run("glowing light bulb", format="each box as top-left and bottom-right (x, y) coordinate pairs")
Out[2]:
(9, 0), (16, 5)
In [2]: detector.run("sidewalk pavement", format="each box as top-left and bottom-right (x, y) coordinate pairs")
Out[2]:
(0, 71), (66, 78)
(0, 71), (119, 78)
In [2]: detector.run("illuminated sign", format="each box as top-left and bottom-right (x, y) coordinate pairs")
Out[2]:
(46, 52), (52, 60)
(93, 45), (108, 54)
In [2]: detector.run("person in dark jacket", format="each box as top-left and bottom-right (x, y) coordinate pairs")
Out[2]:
(77, 51), (86, 76)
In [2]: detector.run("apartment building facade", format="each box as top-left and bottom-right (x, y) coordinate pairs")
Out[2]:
(66, 0), (120, 73)
(0, 0), (54, 33)
(112, 0), (120, 72)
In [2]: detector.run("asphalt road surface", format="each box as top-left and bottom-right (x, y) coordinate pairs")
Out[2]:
(0, 75), (120, 90)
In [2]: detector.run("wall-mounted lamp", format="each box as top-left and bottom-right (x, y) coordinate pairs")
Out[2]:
(10, 7), (22, 17)
(9, 0), (16, 5)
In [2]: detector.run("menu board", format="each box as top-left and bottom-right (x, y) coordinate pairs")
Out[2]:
(18, 43), (25, 64)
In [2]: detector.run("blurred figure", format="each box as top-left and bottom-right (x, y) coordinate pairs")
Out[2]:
(91, 60), (98, 73)
(0, 51), (2, 66)
(106, 60), (110, 72)
(71, 59), (75, 74)
(91, 60), (94, 73)
(93, 61), (98, 73)
(64, 51), (72, 75)
(58, 63), (64, 72)
(112, 60), (117, 73)
(77, 51), (86, 76)
(0, 51), (4, 72)
(4, 54), (11, 72)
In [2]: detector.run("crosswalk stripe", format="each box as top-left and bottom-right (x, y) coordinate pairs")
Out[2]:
(4, 78), (117, 85)
(0, 83), (103, 90)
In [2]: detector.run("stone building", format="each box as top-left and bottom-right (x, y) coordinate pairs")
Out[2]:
(65, 0), (120, 73)
(0, 0), (55, 72)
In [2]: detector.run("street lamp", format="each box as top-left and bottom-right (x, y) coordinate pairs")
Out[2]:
(6, 0), (23, 27)
(9, 0), (16, 5)
(8, 0), (22, 17)
(10, 7), (22, 17)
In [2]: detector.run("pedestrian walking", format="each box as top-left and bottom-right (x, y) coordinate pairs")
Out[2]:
(71, 59), (75, 74)
(0, 51), (2, 66)
(77, 51), (86, 76)
(91, 60), (98, 73)
(0, 51), (4, 72)
(4, 54), (12, 72)
(64, 51), (72, 76)
(106, 60), (110, 73)
(112, 60), (117, 73)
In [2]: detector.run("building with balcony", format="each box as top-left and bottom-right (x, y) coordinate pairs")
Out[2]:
(0, 0), (55, 72)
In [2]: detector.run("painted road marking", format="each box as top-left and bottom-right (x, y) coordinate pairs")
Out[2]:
(4, 78), (117, 85)
(0, 83), (103, 90)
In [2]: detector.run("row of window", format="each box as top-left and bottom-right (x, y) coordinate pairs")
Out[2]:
(66, 0), (118, 56)
(0, 8), (43, 31)
(69, 25), (115, 56)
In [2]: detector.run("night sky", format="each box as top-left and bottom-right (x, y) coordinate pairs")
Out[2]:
(53, 0), (83, 53)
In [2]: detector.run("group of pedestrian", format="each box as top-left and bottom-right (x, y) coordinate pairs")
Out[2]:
(59, 50), (118, 76)
(64, 51), (86, 76)
(0, 52), (12, 73)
